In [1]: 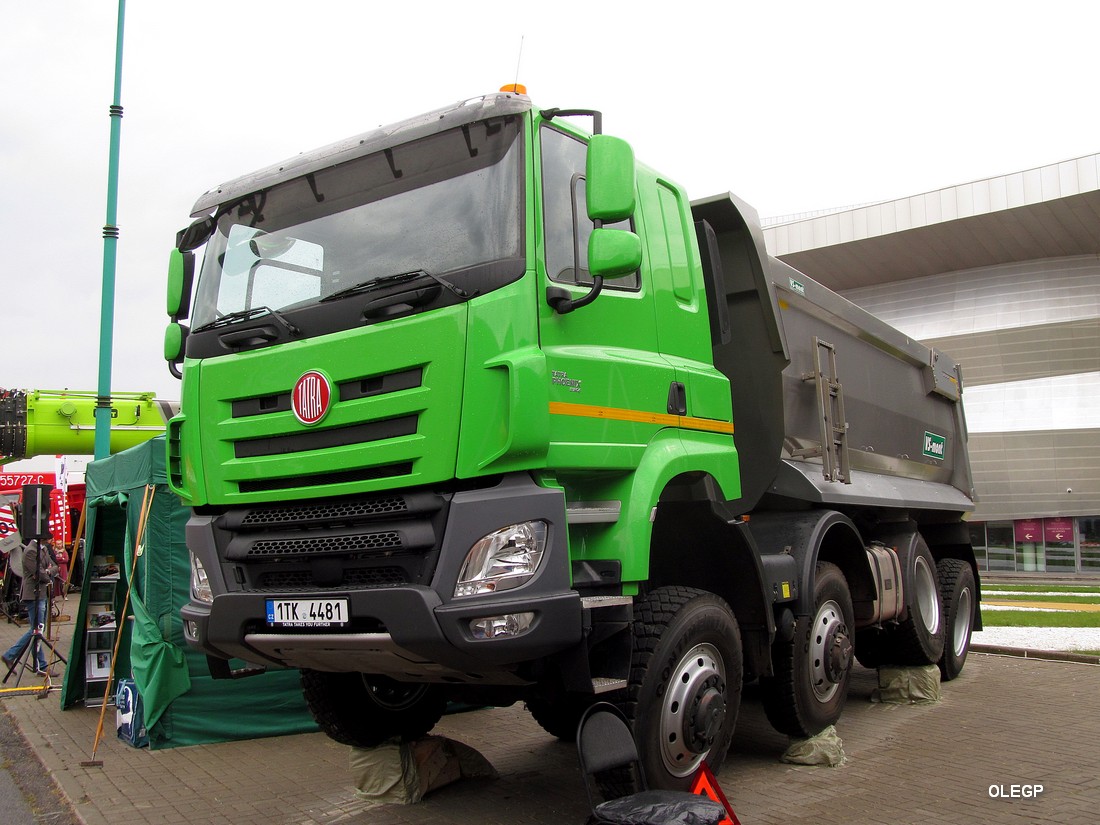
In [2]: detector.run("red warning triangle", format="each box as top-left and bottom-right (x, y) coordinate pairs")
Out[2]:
(690, 761), (741, 825)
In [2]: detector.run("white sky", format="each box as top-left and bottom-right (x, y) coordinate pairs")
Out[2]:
(2, 0), (1098, 411)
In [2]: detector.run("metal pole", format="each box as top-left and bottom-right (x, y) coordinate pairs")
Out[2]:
(95, 0), (126, 460)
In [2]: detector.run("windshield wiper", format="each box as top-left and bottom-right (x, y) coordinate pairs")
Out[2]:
(193, 306), (301, 336)
(321, 269), (471, 303)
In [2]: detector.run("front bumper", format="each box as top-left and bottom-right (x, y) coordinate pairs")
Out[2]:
(181, 473), (583, 683)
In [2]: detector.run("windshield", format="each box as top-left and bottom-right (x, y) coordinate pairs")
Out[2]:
(191, 116), (523, 330)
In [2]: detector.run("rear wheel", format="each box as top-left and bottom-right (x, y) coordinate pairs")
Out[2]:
(937, 558), (976, 681)
(761, 562), (854, 738)
(891, 538), (945, 666)
(300, 670), (446, 747)
(625, 586), (742, 791)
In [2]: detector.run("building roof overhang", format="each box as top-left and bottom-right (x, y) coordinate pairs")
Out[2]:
(762, 154), (1100, 290)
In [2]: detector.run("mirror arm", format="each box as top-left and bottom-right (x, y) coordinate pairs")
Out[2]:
(540, 108), (603, 135)
(168, 361), (183, 380)
(546, 276), (604, 315)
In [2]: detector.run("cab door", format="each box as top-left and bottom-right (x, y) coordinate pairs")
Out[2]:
(640, 179), (732, 426)
(536, 123), (673, 473)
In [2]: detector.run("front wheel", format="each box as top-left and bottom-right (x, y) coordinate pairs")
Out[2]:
(300, 670), (446, 747)
(937, 558), (977, 681)
(761, 562), (854, 738)
(626, 586), (742, 791)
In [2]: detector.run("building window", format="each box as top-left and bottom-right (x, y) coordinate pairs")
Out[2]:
(1080, 517), (1100, 572)
(1013, 519), (1044, 572)
(1043, 517), (1077, 572)
(986, 522), (1015, 572)
(968, 523), (988, 572)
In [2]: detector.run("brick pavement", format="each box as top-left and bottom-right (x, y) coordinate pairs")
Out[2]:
(1, 609), (1098, 824)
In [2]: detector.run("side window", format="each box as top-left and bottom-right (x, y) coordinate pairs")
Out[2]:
(541, 125), (639, 290)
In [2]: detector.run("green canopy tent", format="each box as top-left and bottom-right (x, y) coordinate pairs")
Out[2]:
(60, 436), (317, 748)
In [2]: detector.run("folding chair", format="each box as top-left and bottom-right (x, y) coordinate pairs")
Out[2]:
(576, 702), (726, 825)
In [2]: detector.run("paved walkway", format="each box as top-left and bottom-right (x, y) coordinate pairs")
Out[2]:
(2, 609), (1099, 824)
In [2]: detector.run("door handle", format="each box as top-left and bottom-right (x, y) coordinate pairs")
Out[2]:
(667, 382), (687, 416)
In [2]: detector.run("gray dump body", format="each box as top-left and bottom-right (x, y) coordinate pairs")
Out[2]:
(692, 193), (975, 519)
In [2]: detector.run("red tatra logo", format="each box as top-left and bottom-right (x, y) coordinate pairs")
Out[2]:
(292, 370), (331, 425)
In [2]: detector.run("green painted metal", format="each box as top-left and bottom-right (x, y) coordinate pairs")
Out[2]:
(171, 101), (740, 590)
(94, 0), (127, 460)
(178, 306), (469, 506)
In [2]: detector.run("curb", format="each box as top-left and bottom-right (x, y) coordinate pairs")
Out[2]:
(971, 644), (1100, 665)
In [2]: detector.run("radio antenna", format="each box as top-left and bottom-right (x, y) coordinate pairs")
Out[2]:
(513, 35), (525, 89)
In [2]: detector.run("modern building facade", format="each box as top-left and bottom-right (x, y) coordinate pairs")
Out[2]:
(763, 154), (1100, 575)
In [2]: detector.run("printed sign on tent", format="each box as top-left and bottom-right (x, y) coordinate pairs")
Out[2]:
(0, 505), (20, 555)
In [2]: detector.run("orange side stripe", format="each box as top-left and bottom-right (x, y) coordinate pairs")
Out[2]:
(548, 401), (733, 435)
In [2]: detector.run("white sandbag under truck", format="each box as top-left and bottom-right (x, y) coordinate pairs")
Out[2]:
(168, 91), (980, 792)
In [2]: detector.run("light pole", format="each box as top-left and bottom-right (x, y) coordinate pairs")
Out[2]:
(95, 0), (126, 460)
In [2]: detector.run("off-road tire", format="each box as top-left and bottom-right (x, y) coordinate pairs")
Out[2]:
(761, 562), (854, 738)
(300, 670), (446, 747)
(622, 586), (742, 792)
(937, 558), (976, 681)
(890, 538), (945, 666)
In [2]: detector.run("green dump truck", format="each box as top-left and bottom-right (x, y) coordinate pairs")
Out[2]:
(165, 88), (980, 789)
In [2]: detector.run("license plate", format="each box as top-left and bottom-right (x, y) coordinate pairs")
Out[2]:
(266, 598), (349, 628)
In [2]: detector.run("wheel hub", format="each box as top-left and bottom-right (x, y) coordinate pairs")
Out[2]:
(809, 600), (850, 702)
(687, 675), (727, 750)
(660, 643), (726, 777)
(822, 623), (853, 683)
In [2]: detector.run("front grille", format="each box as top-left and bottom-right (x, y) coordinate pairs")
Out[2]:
(238, 463), (413, 494)
(254, 566), (409, 592)
(238, 496), (410, 527)
(231, 367), (424, 418)
(218, 490), (447, 592)
(234, 416), (417, 459)
(246, 531), (403, 558)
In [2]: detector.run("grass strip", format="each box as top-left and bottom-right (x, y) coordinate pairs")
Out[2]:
(980, 610), (1100, 628)
(982, 594), (1100, 606)
(982, 583), (1100, 594)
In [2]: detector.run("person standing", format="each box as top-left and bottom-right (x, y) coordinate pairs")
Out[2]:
(1, 538), (59, 676)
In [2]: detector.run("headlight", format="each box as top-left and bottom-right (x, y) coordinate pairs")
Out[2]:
(190, 552), (213, 604)
(454, 521), (548, 598)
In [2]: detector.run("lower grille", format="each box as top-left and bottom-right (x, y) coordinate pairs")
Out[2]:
(218, 489), (448, 594)
(255, 567), (409, 592)
(246, 531), (403, 559)
(238, 496), (410, 527)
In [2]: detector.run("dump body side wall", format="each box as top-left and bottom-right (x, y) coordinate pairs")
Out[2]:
(691, 194), (974, 519)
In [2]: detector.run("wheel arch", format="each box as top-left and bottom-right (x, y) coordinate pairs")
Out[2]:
(648, 472), (774, 681)
(744, 509), (874, 622)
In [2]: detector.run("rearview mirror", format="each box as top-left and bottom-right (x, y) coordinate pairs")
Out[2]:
(164, 322), (187, 379)
(167, 249), (195, 320)
(588, 228), (642, 280)
(586, 135), (636, 222)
